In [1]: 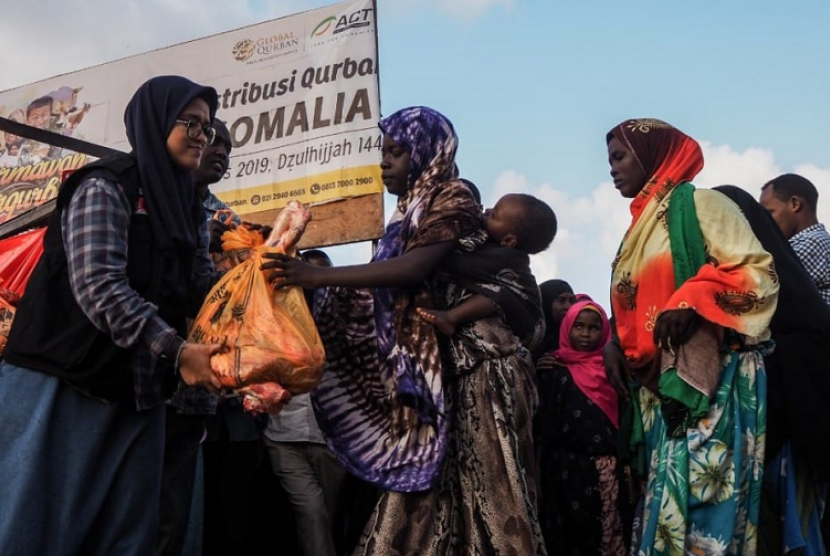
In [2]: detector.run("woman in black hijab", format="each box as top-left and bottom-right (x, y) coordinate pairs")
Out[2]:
(0, 76), (223, 555)
(533, 279), (577, 531)
(534, 278), (576, 364)
(715, 185), (830, 556)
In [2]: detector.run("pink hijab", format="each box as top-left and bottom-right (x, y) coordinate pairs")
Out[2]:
(553, 299), (619, 428)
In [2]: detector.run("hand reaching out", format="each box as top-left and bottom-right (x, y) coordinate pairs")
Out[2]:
(261, 252), (322, 289)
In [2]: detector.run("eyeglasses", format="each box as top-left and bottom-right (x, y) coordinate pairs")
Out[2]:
(174, 119), (216, 145)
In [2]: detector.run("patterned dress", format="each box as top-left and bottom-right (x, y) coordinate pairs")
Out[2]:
(310, 107), (546, 555)
(631, 348), (768, 556)
(606, 119), (779, 555)
(617, 186), (777, 556)
(536, 365), (627, 556)
(355, 311), (545, 555)
(312, 218), (547, 555)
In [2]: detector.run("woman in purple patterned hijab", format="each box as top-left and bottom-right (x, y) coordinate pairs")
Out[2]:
(378, 106), (459, 204)
(264, 106), (546, 555)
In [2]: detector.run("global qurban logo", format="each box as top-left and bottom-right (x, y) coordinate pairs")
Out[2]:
(310, 9), (373, 38)
(232, 39), (255, 62)
(232, 32), (299, 63)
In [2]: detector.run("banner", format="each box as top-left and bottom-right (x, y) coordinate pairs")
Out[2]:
(0, 0), (382, 232)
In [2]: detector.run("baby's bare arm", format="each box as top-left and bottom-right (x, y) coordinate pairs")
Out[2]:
(417, 295), (498, 337)
(447, 294), (497, 325)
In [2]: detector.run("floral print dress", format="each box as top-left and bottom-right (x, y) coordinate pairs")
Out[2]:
(631, 347), (768, 556)
(606, 119), (778, 556)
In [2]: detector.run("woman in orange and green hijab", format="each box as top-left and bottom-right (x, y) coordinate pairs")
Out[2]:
(603, 119), (778, 555)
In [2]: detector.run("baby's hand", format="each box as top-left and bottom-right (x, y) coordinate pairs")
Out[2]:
(416, 307), (457, 337)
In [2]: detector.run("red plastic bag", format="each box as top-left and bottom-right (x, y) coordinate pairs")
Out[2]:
(0, 227), (45, 296)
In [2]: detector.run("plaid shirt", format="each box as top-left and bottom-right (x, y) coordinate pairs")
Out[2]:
(790, 223), (830, 306)
(62, 177), (216, 411)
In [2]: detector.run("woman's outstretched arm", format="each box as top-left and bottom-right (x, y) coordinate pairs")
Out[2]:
(262, 240), (456, 289)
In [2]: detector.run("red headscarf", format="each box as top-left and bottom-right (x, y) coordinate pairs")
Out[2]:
(554, 299), (618, 428)
(606, 118), (704, 225)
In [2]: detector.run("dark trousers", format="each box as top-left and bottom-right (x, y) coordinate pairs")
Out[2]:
(155, 407), (206, 556)
(0, 363), (165, 556)
(264, 440), (347, 556)
(202, 435), (261, 556)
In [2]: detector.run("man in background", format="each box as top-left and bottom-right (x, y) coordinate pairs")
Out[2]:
(262, 249), (347, 556)
(197, 120), (263, 556)
(196, 120), (239, 224)
(760, 173), (830, 305)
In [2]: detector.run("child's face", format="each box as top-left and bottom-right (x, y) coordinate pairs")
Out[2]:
(483, 194), (523, 248)
(569, 309), (603, 352)
(551, 292), (576, 323)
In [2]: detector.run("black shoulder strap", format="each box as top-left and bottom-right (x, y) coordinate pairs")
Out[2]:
(55, 152), (162, 301)
(56, 152), (140, 212)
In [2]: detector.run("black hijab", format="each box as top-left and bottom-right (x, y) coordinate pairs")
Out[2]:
(124, 76), (218, 305)
(534, 279), (574, 360)
(715, 185), (830, 475)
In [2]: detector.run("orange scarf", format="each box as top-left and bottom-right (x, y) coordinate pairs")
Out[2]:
(608, 119), (778, 370)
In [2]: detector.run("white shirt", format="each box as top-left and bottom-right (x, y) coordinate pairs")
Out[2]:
(263, 392), (326, 444)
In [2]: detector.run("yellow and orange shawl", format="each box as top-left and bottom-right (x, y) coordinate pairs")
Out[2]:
(608, 119), (778, 371)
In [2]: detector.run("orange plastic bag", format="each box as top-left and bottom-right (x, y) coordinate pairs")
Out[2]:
(189, 201), (325, 411)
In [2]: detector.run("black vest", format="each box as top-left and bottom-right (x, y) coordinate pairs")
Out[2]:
(4, 153), (176, 401)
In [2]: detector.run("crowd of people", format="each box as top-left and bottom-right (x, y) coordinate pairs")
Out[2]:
(0, 75), (829, 556)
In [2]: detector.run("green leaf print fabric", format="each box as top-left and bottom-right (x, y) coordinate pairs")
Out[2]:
(632, 349), (767, 555)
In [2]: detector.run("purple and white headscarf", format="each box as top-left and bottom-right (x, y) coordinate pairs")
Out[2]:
(379, 106), (459, 217)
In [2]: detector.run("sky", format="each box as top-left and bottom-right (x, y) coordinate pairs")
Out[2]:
(2, 0), (829, 305)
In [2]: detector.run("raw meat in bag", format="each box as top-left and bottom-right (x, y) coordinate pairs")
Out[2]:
(189, 201), (325, 413)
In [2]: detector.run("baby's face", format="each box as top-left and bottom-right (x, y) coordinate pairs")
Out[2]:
(483, 194), (524, 248)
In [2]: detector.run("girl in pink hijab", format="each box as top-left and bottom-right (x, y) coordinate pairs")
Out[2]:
(536, 298), (627, 555)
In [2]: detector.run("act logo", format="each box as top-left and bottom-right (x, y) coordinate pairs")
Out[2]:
(310, 9), (372, 38)
(310, 16), (336, 37)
